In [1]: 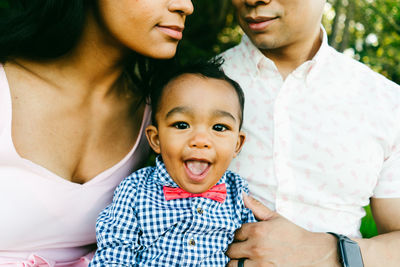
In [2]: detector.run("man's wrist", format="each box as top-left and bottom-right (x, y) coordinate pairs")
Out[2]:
(328, 232), (364, 267)
(294, 231), (341, 267)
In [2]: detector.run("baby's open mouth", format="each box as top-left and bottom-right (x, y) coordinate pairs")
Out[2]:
(185, 160), (210, 176)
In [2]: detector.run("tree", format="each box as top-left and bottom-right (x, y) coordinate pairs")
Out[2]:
(324, 0), (400, 84)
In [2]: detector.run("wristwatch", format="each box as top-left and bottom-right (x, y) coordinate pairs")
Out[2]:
(328, 232), (364, 267)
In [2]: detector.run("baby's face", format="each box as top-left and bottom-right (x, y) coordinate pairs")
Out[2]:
(146, 73), (245, 193)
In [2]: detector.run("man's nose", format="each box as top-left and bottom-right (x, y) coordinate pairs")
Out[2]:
(244, 0), (271, 7)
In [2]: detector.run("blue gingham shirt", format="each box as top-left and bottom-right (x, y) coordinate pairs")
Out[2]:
(89, 156), (256, 267)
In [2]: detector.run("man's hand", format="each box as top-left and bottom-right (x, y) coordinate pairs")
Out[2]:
(226, 194), (339, 267)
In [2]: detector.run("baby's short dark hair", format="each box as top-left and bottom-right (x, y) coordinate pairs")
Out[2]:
(150, 57), (245, 129)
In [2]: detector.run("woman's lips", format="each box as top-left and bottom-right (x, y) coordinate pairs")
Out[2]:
(246, 17), (278, 31)
(157, 25), (184, 40)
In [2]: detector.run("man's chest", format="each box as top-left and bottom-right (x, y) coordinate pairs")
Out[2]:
(230, 71), (397, 205)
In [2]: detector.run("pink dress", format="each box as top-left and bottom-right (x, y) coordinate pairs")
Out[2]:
(0, 65), (151, 266)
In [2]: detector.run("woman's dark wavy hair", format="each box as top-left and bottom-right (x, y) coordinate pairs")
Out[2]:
(0, 0), (158, 102)
(0, 0), (89, 62)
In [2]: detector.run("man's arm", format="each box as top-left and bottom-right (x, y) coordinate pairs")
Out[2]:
(226, 195), (400, 267)
(356, 197), (400, 266)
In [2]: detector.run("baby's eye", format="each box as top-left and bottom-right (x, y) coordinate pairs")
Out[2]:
(213, 124), (229, 132)
(172, 122), (189, 129)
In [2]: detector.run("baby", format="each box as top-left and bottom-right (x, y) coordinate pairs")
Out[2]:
(89, 59), (256, 266)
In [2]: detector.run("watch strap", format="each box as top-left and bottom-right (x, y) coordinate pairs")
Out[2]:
(328, 232), (364, 267)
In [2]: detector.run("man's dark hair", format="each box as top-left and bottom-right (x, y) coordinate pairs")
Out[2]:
(150, 57), (245, 129)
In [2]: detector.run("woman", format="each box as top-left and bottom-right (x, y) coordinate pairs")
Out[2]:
(0, 0), (193, 266)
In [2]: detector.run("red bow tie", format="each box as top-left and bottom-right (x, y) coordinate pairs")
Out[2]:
(163, 184), (227, 203)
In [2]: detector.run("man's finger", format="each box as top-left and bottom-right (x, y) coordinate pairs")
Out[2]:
(226, 239), (252, 259)
(226, 259), (254, 267)
(226, 259), (238, 267)
(230, 223), (255, 242)
(243, 193), (275, 221)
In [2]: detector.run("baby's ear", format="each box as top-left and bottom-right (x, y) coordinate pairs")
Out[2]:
(145, 125), (161, 154)
(233, 131), (246, 157)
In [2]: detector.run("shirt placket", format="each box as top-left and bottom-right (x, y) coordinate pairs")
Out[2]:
(182, 197), (206, 265)
(252, 60), (283, 206)
(273, 70), (308, 217)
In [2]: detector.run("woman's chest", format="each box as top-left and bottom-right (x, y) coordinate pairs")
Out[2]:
(10, 87), (144, 183)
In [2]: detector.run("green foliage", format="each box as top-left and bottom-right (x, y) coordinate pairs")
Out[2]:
(324, 0), (400, 84)
(0, 0), (8, 8)
(361, 205), (378, 238)
(178, 0), (240, 63)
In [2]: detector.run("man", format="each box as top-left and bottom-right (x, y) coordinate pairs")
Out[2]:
(220, 0), (400, 266)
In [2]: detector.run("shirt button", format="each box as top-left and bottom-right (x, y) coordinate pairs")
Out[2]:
(196, 207), (203, 214)
(188, 238), (196, 246)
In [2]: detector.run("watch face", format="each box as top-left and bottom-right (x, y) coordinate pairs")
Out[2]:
(340, 239), (364, 267)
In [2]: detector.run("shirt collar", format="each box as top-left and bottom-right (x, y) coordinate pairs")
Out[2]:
(307, 25), (330, 75)
(153, 155), (227, 188)
(240, 34), (275, 78)
(238, 25), (330, 78)
(306, 25), (330, 67)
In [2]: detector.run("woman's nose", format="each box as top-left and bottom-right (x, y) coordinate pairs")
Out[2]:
(169, 0), (194, 16)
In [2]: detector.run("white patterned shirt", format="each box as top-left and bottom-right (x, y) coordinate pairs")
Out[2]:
(89, 156), (256, 267)
(220, 29), (400, 237)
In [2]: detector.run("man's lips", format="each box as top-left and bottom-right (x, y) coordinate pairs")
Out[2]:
(157, 25), (184, 40)
(245, 16), (278, 31)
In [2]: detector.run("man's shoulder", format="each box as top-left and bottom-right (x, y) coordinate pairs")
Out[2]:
(324, 46), (399, 89)
(219, 41), (247, 66)
(219, 43), (241, 59)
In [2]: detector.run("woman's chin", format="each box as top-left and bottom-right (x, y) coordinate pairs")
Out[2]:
(143, 45), (178, 59)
